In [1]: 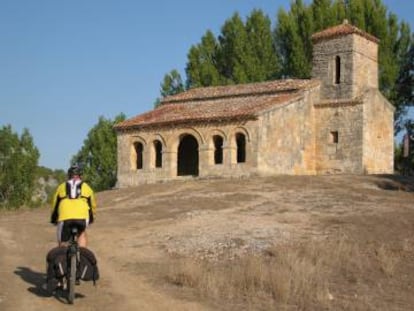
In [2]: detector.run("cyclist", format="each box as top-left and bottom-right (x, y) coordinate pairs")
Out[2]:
(50, 164), (96, 248)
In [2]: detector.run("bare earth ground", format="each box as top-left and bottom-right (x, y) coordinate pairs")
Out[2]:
(0, 174), (414, 310)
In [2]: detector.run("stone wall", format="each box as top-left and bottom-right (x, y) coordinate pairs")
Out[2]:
(362, 89), (395, 173)
(256, 88), (318, 175)
(314, 101), (364, 174)
(353, 36), (378, 94)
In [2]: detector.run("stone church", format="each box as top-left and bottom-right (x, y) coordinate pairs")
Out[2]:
(114, 21), (394, 187)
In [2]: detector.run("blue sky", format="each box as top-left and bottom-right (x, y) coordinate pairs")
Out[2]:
(1, 0), (413, 170)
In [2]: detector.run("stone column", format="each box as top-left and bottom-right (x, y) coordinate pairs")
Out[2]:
(198, 144), (211, 177)
(163, 150), (177, 178)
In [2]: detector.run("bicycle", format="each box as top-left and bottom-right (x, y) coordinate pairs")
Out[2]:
(46, 222), (99, 304)
(46, 224), (81, 303)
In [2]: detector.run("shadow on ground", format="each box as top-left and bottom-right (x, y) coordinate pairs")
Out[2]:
(14, 266), (86, 304)
(14, 266), (49, 298)
(374, 174), (414, 191)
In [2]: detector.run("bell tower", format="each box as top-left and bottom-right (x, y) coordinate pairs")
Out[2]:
(311, 20), (379, 100)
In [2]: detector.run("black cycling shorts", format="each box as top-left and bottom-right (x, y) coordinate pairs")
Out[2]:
(57, 219), (88, 243)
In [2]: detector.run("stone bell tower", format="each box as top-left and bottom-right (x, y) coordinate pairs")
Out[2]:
(311, 20), (379, 100)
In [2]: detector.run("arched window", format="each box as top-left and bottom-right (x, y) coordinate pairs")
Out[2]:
(213, 135), (223, 164)
(134, 142), (144, 169)
(335, 56), (341, 84)
(153, 140), (162, 168)
(236, 133), (246, 163)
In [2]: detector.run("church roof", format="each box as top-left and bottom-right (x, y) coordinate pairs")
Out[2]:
(115, 79), (319, 130)
(311, 20), (379, 44)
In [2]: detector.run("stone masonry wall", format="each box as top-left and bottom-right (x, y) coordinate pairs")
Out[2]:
(362, 89), (394, 173)
(353, 36), (378, 95)
(314, 102), (364, 174)
(256, 88), (319, 175)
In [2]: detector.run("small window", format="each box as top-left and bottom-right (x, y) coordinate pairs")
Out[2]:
(330, 131), (339, 144)
(236, 133), (246, 163)
(335, 56), (341, 84)
(134, 142), (144, 169)
(213, 135), (223, 164)
(154, 140), (162, 168)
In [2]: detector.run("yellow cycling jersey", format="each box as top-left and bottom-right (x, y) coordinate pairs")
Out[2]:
(51, 180), (97, 222)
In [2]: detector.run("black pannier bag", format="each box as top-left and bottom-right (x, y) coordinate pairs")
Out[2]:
(78, 247), (100, 284)
(46, 246), (67, 282)
(46, 246), (99, 285)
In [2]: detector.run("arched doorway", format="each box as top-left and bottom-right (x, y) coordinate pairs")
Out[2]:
(177, 134), (199, 176)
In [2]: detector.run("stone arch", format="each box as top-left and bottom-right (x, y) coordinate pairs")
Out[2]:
(148, 133), (167, 147)
(130, 136), (147, 170)
(148, 134), (167, 169)
(177, 134), (199, 176)
(168, 127), (205, 152)
(206, 129), (227, 165)
(230, 127), (250, 164)
(207, 129), (227, 148)
(229, 127), (251, 144)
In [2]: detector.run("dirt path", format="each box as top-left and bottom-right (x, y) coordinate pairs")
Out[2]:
(0, 199), (207, 311)
(1, 175), (414, 310)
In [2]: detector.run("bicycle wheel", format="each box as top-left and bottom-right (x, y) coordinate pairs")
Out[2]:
(68, 253), (77, 304)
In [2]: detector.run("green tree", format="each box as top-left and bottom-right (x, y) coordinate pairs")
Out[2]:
(217, 12), (251, 84)
(0, 125), (39, 209)
(186, 30), (222, 88)
(72, 114), (126, 192)
(245, 9), (280, 81)
(275, 0), (314, 78)
(185, 10), (279, 88)
(160, 69), (185, 98)
(394, 32), (414, 132)
(155, 69), (185, 107)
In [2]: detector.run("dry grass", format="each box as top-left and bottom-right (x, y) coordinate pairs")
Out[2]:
(375, 244), (400, 277)
(163, 234), (402, 310)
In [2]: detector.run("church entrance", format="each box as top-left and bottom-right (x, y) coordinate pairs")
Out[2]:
(177, 134), (199, 176)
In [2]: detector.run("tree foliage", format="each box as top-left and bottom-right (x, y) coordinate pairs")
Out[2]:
(160, 0), (413, 134)
(186, 30), (222, 88)
(188, 10), (279, 86)
(72, 114), (126, 192)
(0, 125), (39, 209)
(160, 69), (185, 98)
(156, 69), (185, 107)
(394, 32), (414, 133)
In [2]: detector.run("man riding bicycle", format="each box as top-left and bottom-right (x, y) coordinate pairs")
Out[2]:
(50, 165), (97, 248)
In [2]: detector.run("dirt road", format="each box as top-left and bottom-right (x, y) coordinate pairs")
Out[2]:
(0, 181), (212, 311)
(1, 175), (414, 310)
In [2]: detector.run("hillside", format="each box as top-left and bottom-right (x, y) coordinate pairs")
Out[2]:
(0, 174), (413, 310)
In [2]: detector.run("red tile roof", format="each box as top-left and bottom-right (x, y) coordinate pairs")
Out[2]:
(115, 79), (319, 130)
(311, 20), (379, 44)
